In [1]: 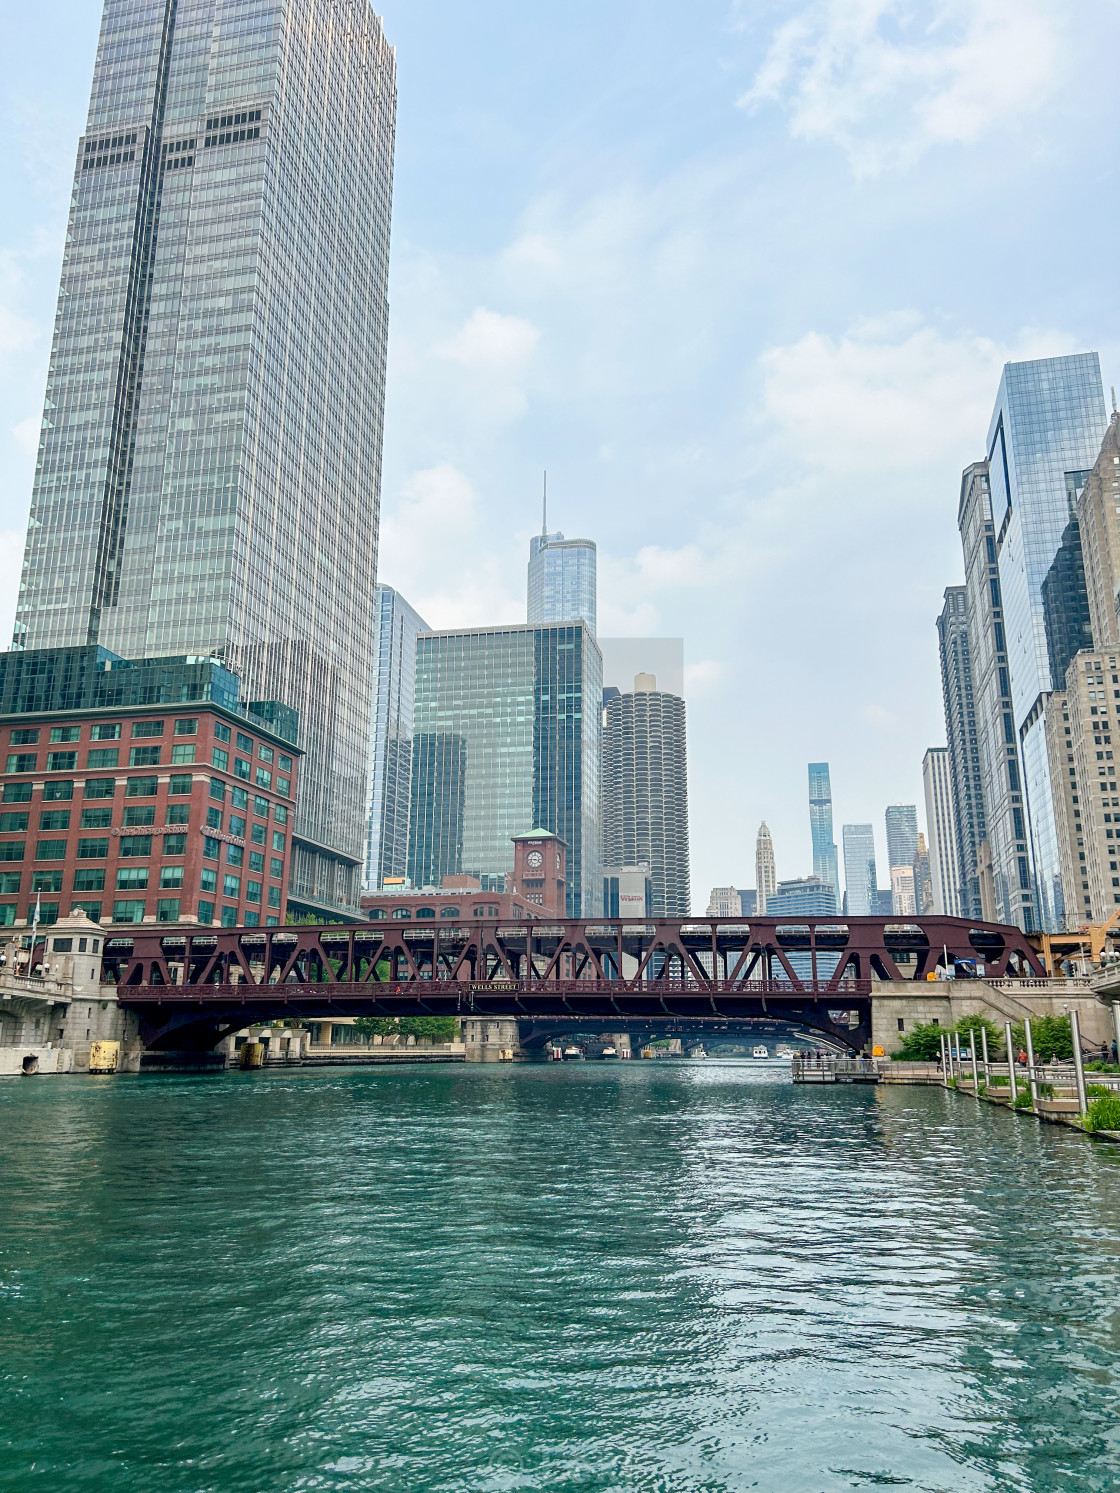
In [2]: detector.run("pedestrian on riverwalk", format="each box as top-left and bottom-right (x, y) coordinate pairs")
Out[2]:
(1017, 1047), (1028, 1066)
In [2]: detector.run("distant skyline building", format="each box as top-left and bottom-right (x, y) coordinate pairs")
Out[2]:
(808, 762), (839, 901)
(841, 824), (877, 915)
(922, 747), (961, 916)
(885, 804), (918, 914)
(527, 489), (597, 636)
(602, 673), (690, 916)
(599, 639), (684, 698)
(603, 863), (652, 920)
(365, 587), (430, 892)
(890, 865), (917, 917)
(913, 832), (932, 915)
(706, 887), (741, 918)
(408, 623), (601, 916)
(10, 0), (398, 919)
(767, 877), (836, 916)
(984, 353), (1108, 930)
(755, 823), (777, 913)
(936, 586), (986, 919)
(1075, 406), (1120, 650)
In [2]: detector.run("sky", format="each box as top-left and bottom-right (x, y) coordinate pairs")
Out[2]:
(1, 0), (1119, 909)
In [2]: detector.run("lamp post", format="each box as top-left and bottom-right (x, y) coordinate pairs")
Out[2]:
(1070, 1008), (1088, 1117)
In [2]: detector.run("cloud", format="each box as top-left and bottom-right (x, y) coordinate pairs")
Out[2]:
(434, 307), (541, 423)
(0, 530), (24, 643)
(12, 416), (40, 456)
(739, 0), (1066, 174)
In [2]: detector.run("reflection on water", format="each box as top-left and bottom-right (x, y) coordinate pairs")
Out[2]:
(2, 1063), (1119, 1491)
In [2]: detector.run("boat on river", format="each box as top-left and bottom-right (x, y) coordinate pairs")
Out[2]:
(752, 1044), (770, 1059)
(563, 1045), (584, 1060)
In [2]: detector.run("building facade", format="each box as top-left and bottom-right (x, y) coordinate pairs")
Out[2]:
(0, 648), (298, 928)
(890, 865), (917, 917)
(755, 823), (777, 913)
(408, 624), (601, 917)
(958, 461), (1030, 927)
(361, 831), (566, 923)
(884, 804), (918, 891)
(705, 886), (741, 918)
(922, 747), (961, 916)
(602, 675), (689, 916)
(12, 0), (396, 920)
(604, 863), (653, 919)
(808, 762), (839, 901)
(841, 823), (877, 916)
(1047, 651), (1120, 925)
(528, 532), (597, 635)
(767, 877), (836, 917)
(365, 587), (430, 892)
(936, 585), (986, 918)
(985, 354), (1108, 930)
(1075, 408), (1120, 650)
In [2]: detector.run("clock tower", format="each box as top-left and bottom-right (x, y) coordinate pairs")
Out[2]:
(510, 830), (567, 916)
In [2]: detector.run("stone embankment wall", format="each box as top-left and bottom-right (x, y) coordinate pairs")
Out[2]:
(871, 978), (1113, 1054)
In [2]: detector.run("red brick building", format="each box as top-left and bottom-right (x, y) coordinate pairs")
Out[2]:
(360, 829), (566, 923)
(0, 705), (299, 929)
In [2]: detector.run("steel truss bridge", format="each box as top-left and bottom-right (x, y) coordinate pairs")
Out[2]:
(111, 914), (1046, 1055)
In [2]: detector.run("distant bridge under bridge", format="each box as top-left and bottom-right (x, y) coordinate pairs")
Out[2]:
(110, 914), (1046, 1056)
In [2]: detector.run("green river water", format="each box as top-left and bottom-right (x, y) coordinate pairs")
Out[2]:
(2, 1061), (1120, 1492)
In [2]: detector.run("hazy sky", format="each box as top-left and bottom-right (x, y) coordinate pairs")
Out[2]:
(1, 0), (1118, 907)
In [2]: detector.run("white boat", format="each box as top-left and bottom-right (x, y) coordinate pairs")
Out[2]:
(563, 1045), (584, 1060)
(689, 1045), (708, 1059)
(752, 1044), (770, 1059)
(600, 1045), (619, 1059)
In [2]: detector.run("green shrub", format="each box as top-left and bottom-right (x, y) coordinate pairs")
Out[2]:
(893, 1022), (947, 1061)
(1011, 1015), (1072, 1064)
(988, 1075), (1010, 1087)
(1087, 1084), (1113, 1098)
(1013, 1086), (1033, 1110)
(954, 1012), (1003, 1053)
(1086, 1062), (1120, 1074)
(1084, 1093), (1120, 1132)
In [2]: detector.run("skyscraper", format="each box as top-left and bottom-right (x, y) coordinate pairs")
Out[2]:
(922, 747), (961, 916)
(11, 0), (397, 919)
(841, 824), (877, 915)
(985, 354), (1108, 929)
(527, 496), (597, 637)
(885, 804), (918, 913)
(913, 832), (932, 915)
(365, 586), (430, 892)
(602, 674), (690, 916)
(1075, 405), (1120, 649)
(808, 762), (839, 900)
(755, 823), (777, 913)
(937, 586), (986, 919)
(408, 623), (601, 915)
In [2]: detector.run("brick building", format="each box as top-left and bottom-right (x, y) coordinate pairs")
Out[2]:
(360, 830), (566, 923)
(0, 648), (300, 929)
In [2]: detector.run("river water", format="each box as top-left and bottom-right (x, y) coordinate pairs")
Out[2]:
(2, 1061), (1120, 1492)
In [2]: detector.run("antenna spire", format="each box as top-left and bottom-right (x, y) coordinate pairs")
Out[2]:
(541, 470), (547, 538)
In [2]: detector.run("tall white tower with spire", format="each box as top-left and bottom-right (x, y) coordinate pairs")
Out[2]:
(755, 823), (777, 914)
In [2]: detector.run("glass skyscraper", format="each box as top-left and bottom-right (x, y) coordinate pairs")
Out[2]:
(408, 624), (602, 916)
(13, 0), (396, 918)
(807, 762), (839, 901)
(885, 804), (918, 915)
(841, 824), (877, 915)
(528, 532), (597, 636)
(365, 586), (429, 892)
(936, 584), (986, 919)
(986, 355), (1107, 929)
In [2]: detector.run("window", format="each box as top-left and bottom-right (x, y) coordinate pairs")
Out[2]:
(35, 903), (59, 926)
(253, 796), (269, 819)
(87, 748), (119, 768)
(46, 751), (77, 771)
(226, 844), (243, 866)
(255, 767), (272, 789)
(279, 755), (292, 773)
(39, 810), (70, 831)
(206, 807), (222, 829)
(43, 781), (74, 801)
(174, 719), (198, 736)
(200, 869), (217, 893)
(73, 869), (105, 892)
(392, 908), (411, 919)
(277, 778), (290, 798)
(258, 745), (273, 764)
(416, 907), (435, 919)
(84, 779), (116, 802)
(159, 865), (184, 889)
(119, 836), (152, 858)
(6, 753), (36, 773)
(0, 904), (15, 925)
(0, 842), (26, 862)
(77, 838), (109, 859)
(234, 757), (251, 780)
(10, 729), (39, 745)
(222, 874), (241, 899)
(440, 907), (460, 918)
(129, 746), (160, 767)
(268, 886), (281, 908)
(91, 723), (121, 741)
(212, 748), (229, 771)
(156, 899), (181, 922)
(116, 867), (149, 890)
(2, 783), (32, 804)
(126, 777), (158, 798)
(166, 804), (190, 825)
(266, 916), (279, 927)
(221, 906), (239, 927)
(236, 732), (253, 752)
(170, 744), (196, 765)
(132, 720), (164, 738)
(249, 851), (264, 873)
(0, 871), (18, 893)
(49, 726), (80, 743)
(246, 880), (261, 904)
(168, 775), (193, 796)
(214, 723), (231, 743)
(272, 831), (285, 851)
(274, 805), (288, 825)
(229, 815), (246, 837)
(244, 910), (260, 927)
(251, 823), (266, 845)
(270, 857), (284, 878)
(203, 838), (220, 861)
(367, 907), (386, 920)
(72, 901), (102, 921)
(231, 788), (248, 811)
(0, 812), (28, 833)
(197, 901), (214, 925)
(163, 834), (187, 856)
(35, 840), (67, 860)
(32, 871), (63, 893)
(112, 900), (146, 924)
(124, 805), (155, 827)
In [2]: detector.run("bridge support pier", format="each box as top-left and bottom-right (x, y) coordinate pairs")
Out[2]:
(462, 1017), (521, 1062)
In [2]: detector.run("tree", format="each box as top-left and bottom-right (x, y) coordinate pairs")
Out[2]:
(1011, 1014), (1072, 1063)
(953, 1012), (1003, 1055)
(892, 1022), (946, 1061)
(352, 1015), (459, 1043)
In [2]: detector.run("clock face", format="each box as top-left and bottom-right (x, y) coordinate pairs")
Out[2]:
(526, 850), (544, 869)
